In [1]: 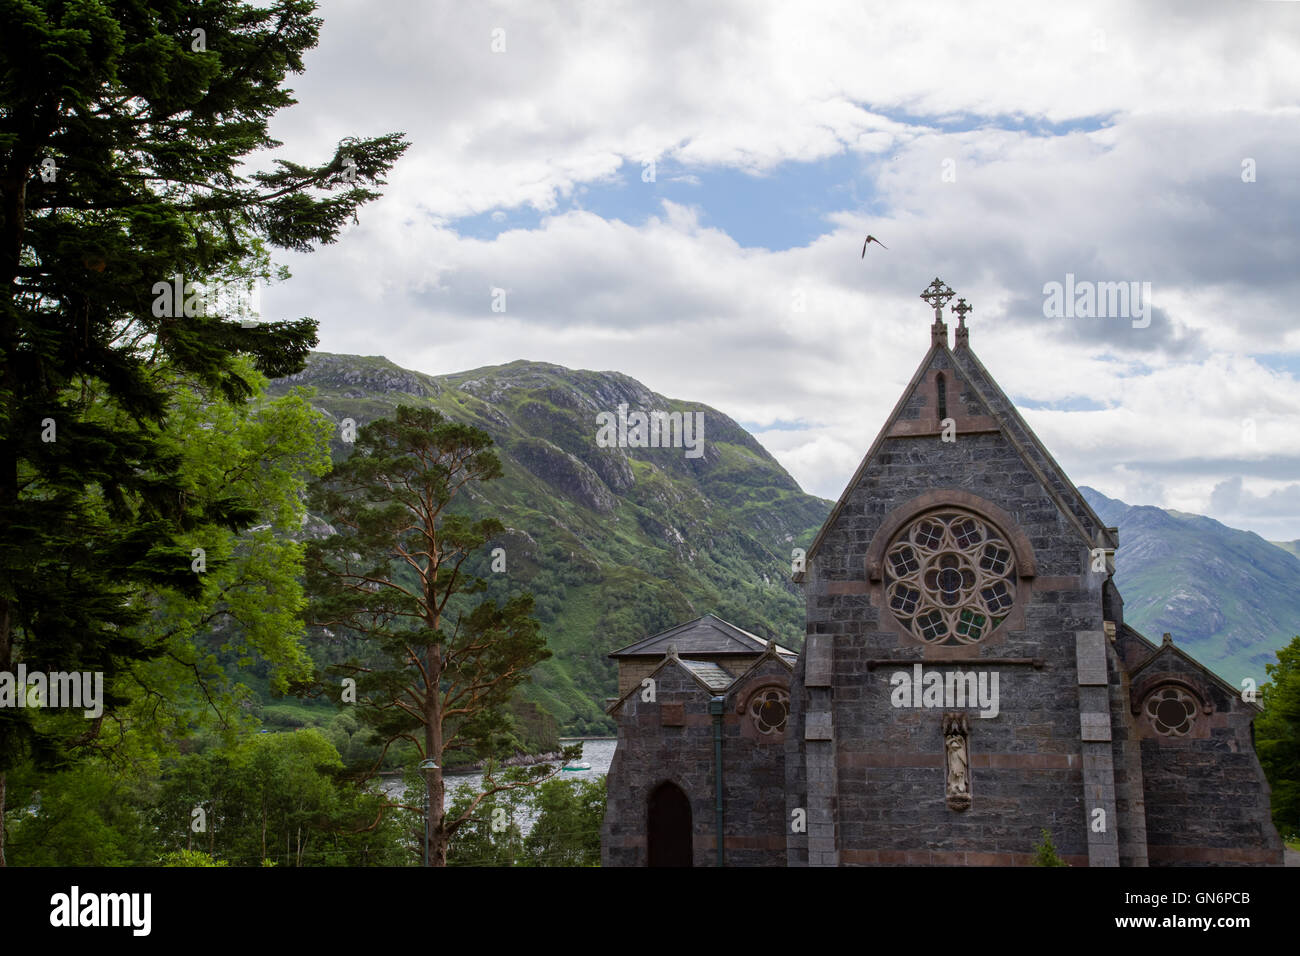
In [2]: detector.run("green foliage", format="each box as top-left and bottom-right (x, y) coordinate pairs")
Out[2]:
(0, 0), (406, 861)
(159, 849), (228, 868)
(443, 767), (532, 867)
(101, 360), (334, 757)
(151, 728), (405, 866)
(305, 404), (576, 863)
(1033, 828), (1067, 866)
(4, 760), (159, 866)
(8, 725), (407, 866)
(445, 769), (605, 867)
(1257, 635), (1300, 840)
(524, 776), (605, 866)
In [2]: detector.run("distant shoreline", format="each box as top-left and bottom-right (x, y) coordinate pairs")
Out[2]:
(377, 737), (616, 777)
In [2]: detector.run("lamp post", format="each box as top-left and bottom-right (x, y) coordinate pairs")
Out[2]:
(419, 757), (438, 867)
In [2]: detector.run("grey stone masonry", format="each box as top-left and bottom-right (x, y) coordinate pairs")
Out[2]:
(602, 305), (1284, 867)
(1078, 629), (1120, 867)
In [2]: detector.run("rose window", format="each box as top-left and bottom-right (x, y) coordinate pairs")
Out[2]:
(749, 688), (789, 735)
(884, 510), (1017, 645)
(1144, 686), (1197, 736)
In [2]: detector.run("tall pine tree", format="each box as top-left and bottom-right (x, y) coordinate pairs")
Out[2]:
(305, 406), (577, 866)
(0, 0), (407, 863)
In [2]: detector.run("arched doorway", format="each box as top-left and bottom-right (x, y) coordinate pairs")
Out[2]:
(647, 781), (693, 866)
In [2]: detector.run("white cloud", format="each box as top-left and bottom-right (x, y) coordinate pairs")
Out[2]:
(254, 0), (1300, 535)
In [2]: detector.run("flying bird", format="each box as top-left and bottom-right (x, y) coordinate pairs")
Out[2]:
(861, 235), (888, 256)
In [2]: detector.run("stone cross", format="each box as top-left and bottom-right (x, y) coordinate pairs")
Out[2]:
(951, 297), (972, 330)
(951, 297), (972, 347)
(920, 277), (955, 321)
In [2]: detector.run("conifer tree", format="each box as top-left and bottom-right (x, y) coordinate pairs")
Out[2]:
(305, 405), (577, 866)
(0, 0), (407, 863)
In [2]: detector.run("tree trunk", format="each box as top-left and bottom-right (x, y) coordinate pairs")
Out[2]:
(425, 638), (445, 866)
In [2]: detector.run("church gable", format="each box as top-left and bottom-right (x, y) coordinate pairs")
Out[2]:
(802, 279), (1114, 584)
(724, 646), (794, 741)
(609, 613), (776, 658)
(602, 276), (1282, 868)
(602, 633), (796, 867)
(792, 279), (1127, 868)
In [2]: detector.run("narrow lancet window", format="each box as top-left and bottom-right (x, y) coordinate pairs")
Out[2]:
(937, 374), (947, 421)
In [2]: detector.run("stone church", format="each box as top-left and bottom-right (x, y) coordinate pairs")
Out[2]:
(601, 278), (1284, 867)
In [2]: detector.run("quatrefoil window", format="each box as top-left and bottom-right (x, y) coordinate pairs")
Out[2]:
(1145, 686), (1198, 737)
(749, 688), (789, 735)
(884, 510), (1017, 645)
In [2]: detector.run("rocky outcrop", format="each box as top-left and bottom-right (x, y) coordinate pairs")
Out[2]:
(509, 437), (617, 514)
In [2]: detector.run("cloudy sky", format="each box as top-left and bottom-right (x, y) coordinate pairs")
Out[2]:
(258, 0), (1300, 541)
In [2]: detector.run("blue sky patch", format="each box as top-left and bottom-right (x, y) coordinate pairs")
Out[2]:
(451, 152), (880, 251)
(1012, 394), (1111, 412)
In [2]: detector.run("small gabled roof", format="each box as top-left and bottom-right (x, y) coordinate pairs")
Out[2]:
(679, 659), (735, 691)
(1121, 622), (1160, 655)
(604, 650), (730, 715)
(723, 641), (796, 701)
(1127, 628), (1256, 710)
(608, 613), (793, 659)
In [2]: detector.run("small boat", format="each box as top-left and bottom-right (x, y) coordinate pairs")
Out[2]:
(562, 761), (592, 772)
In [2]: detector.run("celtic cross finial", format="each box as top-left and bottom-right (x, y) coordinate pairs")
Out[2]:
(951, 297), (972, 329)
(920, 277), (955, 321)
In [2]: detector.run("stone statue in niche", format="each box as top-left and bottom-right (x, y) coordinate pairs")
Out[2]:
(943, 712), (971, 811)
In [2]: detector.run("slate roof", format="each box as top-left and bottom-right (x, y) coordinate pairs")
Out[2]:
(679, 659), (735, 691)
(608, 613), (794, 660)
(604, 630), (797, 715)
(1126, 627), (1254, 708)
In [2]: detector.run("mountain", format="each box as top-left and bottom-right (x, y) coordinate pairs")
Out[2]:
(1081, 486), (1300, 685)
(269, 353), (832, 734)
(264, 354), (1297, 733)
(1271, 539), (1300, 561)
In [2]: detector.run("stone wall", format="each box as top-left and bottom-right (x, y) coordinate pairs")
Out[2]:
(1131, 651), (1284, 865)
(603, 338), (1285, 868)
(795, 344), (1108, 866)
(1108, 640), (1149, 866)
(601, 657), (789, 866)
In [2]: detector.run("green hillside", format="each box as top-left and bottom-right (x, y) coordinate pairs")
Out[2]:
(268, 353), (832, 734)
(1082, 486), (1300, 685)
(262, 355), (1297, 734)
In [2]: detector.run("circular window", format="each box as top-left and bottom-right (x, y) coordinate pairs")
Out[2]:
(1144, 686), (1197, 736)
(884, 510), (1017, 645)
(749, 688), (789, 735)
